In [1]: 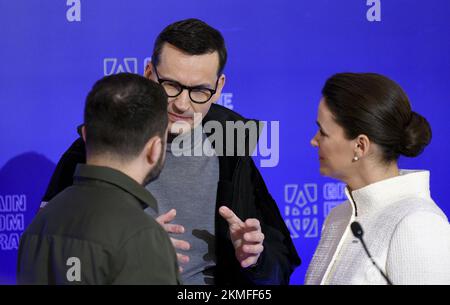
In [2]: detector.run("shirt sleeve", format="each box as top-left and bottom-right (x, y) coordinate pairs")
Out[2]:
(386, 211), (450, 284)
(111, 227), (180, 285)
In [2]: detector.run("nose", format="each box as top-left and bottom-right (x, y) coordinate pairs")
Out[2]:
(172, 89), (191, 113)
(310, 131), (319, 147)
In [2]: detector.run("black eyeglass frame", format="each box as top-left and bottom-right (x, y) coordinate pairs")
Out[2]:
(153, 64), (220, 104)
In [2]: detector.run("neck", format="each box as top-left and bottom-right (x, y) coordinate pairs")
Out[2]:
(345, 160), (400, 192)
(87, 155), (145, 185)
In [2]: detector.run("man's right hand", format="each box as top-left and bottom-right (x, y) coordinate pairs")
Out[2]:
(155, 209), (190, 273)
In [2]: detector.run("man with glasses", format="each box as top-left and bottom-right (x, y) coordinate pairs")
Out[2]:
(40, 18), (300, 285)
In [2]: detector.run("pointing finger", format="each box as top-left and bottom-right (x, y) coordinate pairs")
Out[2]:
(219, 206), (243, 226)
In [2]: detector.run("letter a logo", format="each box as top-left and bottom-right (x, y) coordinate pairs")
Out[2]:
(66, 0), (81, 22)
(366, 0), (381, 22)
(66, 257), (81, 282)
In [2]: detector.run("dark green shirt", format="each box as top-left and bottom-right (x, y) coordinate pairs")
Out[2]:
(17, 164), (180, 285)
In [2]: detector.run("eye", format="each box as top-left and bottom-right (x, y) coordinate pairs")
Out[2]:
(189, 87), (214, 103)
(161, 81), (182, 96)
(319, 129), (327, 137)
(163, 81), (181, 90)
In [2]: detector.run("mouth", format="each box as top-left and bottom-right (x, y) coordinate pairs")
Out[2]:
(168, 112), (193, 122)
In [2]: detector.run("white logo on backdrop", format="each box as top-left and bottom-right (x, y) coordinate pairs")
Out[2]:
(103, 58), (139, 75)
(283, 182), (347, 238)
(217, 93), (234, 110)
(0, 194), (26, 250)
(66, 0), (81, 22)
(284, 184), (319, 239)
(367, 0), (381, 22)
(323, 182), (347, 218)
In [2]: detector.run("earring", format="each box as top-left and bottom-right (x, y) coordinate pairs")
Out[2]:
(352, 156), (359, 162)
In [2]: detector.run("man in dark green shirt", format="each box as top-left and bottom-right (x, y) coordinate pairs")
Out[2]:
(17, 73), (180, 285)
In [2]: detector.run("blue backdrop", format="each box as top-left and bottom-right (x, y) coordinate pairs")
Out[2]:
(1, 0), (449, 285)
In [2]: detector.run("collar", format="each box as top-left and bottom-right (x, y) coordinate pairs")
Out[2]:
(345, 170), (431, 217)
(73, 164), (158, 213)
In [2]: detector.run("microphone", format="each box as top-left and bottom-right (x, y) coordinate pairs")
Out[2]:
(350, 221), (393, 285)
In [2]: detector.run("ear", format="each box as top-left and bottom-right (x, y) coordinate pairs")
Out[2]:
(145, 136), (163, 167)
(211, 74), (226, 104)
(81, 125), (87, 142)
(354, 134), (371, 158)
(144, 62), (154, 80)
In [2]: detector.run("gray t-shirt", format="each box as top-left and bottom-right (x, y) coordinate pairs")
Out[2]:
(145, 127), (219, 285)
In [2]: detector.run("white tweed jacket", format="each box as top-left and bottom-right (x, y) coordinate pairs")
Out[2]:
(305, 170), (450, 285)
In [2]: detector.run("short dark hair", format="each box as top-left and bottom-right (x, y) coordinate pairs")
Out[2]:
(84, 73), (168, 160)
(152, 18), (227, 75)
(322, 73), (432, 162)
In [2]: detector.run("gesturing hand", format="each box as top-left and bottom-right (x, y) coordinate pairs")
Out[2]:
(219, 206), (265, 268)
(156, 209), (190, 273)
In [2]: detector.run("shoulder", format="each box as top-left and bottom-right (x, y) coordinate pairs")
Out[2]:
(386, 209), (450, 284)
(206, 104), (262, 157)
(57, 137), (85, 160)
(378, 195), (449, 241)
(205, 104), (248, 123)
(38, 185), (161, 243)
(66, 137), (85, 153)
(42, 137), (86, 202)
(83, 188), (161, 233)
(388, 206), (450, 259)
(393, 209), (450, 240)
(204, 104), (262, 129)
(387, 196), (448, 225)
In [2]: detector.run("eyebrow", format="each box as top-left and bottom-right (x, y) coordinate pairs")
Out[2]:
(192, 83), (214, 89)
(158, 74), (213, 89)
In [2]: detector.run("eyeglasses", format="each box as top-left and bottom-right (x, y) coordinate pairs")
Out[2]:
(153, 65), (219, 104)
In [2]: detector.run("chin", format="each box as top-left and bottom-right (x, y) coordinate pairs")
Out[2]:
(319, 166), (330, 177)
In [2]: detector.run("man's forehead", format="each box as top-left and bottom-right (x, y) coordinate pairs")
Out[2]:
(157, 43), (220, 86)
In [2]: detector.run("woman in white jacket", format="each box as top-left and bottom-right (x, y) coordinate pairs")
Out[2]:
(305, 72), (450, 285)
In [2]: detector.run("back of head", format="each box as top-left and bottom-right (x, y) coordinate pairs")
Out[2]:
(84, 73), (168, 160)
(321, 73), (432, 162)
(152, 18), (227, 75)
